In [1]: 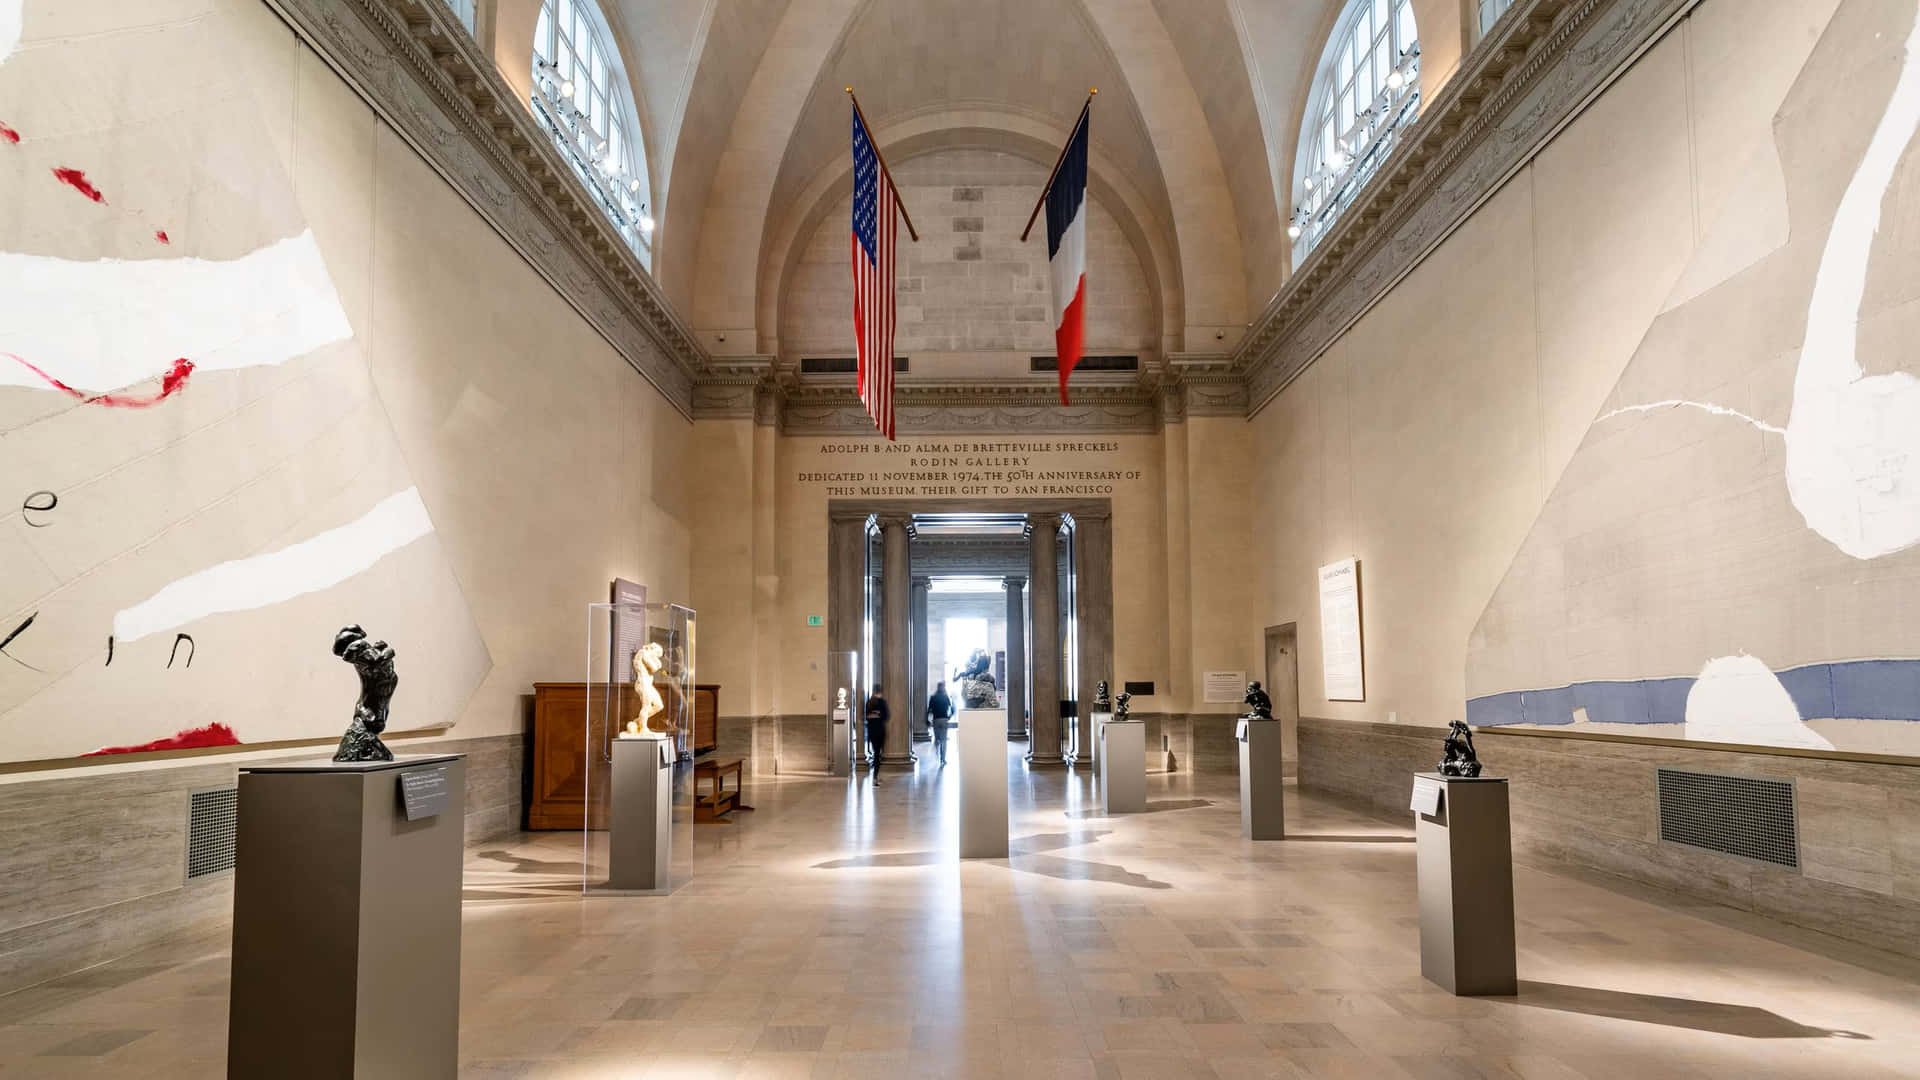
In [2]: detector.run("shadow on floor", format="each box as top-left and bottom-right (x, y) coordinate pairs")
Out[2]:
(1065, 798), (1213, 818)
(1282, 834), (1415, 843)
(474, 849), (579, 875)
(1509, 981), (1871, 1039)
(811, 829), (1174, 889)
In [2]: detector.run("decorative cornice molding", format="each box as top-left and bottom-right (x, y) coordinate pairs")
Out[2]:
(776, 382), (1162, 435)
(1166, 353), (1246, 418)
(266, 0), (709, 416)
(691, 356), (780, 421)
(1232, 0), (1700, 416)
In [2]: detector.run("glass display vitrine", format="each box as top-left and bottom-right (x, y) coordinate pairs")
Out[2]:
(583, 600), (695, 894)
(826, 650), (860, 777)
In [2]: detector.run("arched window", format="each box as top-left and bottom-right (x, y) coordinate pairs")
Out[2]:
(1289, 0), (1420, 262)
(1478, 0), (1517, 38)
(530, 0), (654, 266)
(442, 0), (475, 33)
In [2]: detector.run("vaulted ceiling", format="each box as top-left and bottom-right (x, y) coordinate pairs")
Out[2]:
(489, 0), (1465, 362)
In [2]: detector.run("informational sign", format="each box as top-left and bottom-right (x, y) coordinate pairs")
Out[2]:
(610, 578), (648, 687)
(398, 764), (451, 821)
(1203, 670), (1246, 703)
(1410, 775), (1444, 816)
(1318, 558), (1365, 701)
(807, 615), (824, 626)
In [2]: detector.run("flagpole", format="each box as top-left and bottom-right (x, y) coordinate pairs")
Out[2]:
(846, 88), (919, 242)
(1020, 89), (1095, 243)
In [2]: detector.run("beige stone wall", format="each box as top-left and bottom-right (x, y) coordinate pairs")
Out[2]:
(1249, 0), (1840, 729)
(782, 149), (1157, 367)
(247, 1), (694, 742)
(263, 4), (695, 734)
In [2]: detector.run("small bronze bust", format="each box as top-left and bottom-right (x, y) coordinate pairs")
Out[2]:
(1094, 680), (1112, 711)
(332, 625), (397, 763)
(1114, 690), (1133, 721)
(1243, 680), (1273, 720)
(1438, 719), (1481, 778)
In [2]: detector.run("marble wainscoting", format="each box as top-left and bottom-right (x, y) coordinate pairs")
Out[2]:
(0, 731), (528, 998)
(1296, 716), (1920, 960)
(715, 712), (1249, 776)
(712, 716), (831, 776)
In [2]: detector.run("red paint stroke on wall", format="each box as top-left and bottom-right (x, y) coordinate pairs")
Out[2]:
(4, 353), (194, 408)
(0, 123), (19, 144)
(84, 723), (242, 756)
(52, 167), (105, 203)
(154, 230), (170, 245)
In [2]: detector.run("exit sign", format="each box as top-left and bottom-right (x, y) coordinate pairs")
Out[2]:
(807, 615), (823, 626)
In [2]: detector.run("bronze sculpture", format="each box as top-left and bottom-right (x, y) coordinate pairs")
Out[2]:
(1113, 690), (1133, 721)
(332, 625), (397, 762)
(1243, 681), (1273, 720)
(1438, 719), (1482, 777)
(1094, 680), (1112, 711)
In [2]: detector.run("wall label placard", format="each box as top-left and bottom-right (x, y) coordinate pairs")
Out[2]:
(1411, 775), (1443, 816)
(1203, 670), (1246, 703)
(398, 764), (450, 821)
(1318, 558), (1365, 701)
(807, 615), (823, 626)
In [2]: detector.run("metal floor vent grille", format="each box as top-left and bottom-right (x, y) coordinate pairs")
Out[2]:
(186, 786), (239, 881)
(1656, 768), (1798, 868)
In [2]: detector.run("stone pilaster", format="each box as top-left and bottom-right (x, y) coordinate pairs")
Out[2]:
(1003, 575), (1027, 740)
(1026, 513), (1064, 766)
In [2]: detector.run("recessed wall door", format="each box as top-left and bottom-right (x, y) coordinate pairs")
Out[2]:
(1265, 623), (1300, 778)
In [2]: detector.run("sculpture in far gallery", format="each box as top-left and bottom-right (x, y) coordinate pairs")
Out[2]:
(1243, 681), (1273, 720)
(1438, 719), (1482, 777)
(331, 625), (398, 762)
(626, 641), (668, 736)
(957, 647), (999, 709)
(837, 687), (849, 710)
(1094, 680), (1112, 712)
(1113, 691), (1132, 721)
(957, 648), (992, 680)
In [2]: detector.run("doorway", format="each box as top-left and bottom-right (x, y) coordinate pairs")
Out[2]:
(1264, 623), (1300, 778)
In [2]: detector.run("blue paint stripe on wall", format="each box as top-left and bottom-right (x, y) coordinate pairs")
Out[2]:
(1470, 660), (1920, 725)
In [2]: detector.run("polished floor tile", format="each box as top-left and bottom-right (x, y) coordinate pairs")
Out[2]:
(0, 749), (1915, 1078)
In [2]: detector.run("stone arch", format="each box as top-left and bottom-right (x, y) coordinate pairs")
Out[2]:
(759, 109), (1182, 359)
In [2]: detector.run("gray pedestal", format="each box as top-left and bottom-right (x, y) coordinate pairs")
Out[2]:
(229, 755), (464, 1079)
(608, 735), (674, 892)
(1099, 720), (1146, 814)
(1237, 719), (1285, 840)
(1088, 711), (1112, 767)
(829, 708), (852, 777)
(1414, 773), (1516, 996)
(959, 709), (1009, 858)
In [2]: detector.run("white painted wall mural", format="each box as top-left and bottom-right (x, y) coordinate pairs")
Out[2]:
(1467, 0), (1920, 757)
(0, 2), (491, 761)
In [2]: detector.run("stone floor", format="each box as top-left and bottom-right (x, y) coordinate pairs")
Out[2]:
(1, 749), (1917, 1078)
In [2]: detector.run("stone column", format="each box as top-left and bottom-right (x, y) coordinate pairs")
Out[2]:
(1026, 513), (1064, 766)
(1003, 575), (1027, 739)
(910, 575), (931, 742)
(1072, 509), (1113, 764)
(879, 513), (913, 766)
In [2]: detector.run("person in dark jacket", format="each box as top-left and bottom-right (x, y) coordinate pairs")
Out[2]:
(926, 682), (955, 765)
(864, 688), (890, 784)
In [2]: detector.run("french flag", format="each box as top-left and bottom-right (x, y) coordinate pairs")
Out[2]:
(1045, 104), (1090, 406)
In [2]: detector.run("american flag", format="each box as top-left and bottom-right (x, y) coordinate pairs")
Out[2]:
(851, 106), (897, 441)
